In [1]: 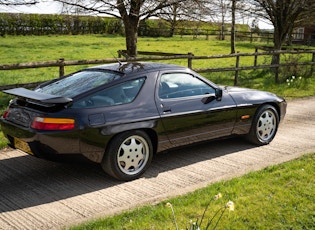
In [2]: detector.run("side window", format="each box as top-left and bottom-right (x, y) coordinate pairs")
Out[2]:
(72, 78), (145, 108)
(159, 73), (215, 99)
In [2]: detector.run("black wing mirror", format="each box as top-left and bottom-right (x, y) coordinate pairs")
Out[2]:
(201, 88), (223, 104)
(201, 95), (215, 104)
(215, 88), (223, 101)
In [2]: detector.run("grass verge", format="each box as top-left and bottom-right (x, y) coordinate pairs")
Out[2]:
(69, 153), (315, 230)
(0, 131), (7, 149)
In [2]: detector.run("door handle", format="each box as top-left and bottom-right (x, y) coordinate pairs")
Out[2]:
(163, 107), (171, 113)
(161, 104), (171, 113)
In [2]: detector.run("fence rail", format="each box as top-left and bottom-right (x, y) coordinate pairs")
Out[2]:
(1, 49), (315, 90)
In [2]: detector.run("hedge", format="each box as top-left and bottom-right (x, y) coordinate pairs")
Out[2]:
(0, 13), (250, 37)
(0, 13), (124, 36)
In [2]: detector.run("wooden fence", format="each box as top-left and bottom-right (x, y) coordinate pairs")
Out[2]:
(1, 49), (315, 90)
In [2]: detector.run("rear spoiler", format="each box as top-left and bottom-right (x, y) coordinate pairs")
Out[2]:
(3, 88), (72, 104)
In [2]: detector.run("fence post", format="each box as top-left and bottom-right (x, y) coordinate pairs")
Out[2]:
(254, 47), (258, 67)
(188, 52), (193, 69)
(234, 52), (240, 86)
(117, 50), (122, 58)
(59, 58), (65, 78)
(273, 53), (280, 84)
(311, 52), (315, 76)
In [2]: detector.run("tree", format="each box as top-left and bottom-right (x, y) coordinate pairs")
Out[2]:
(246, 0), (315, 82)
(249, 0), (315, 51)
(204, 0), (245, 53)
(230, 0), (236, 53)
(53, 0), (196, 57)
(206, 0), (231, 40)
(155, 0), (207, 37)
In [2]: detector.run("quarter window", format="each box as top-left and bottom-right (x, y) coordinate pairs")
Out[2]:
(72, 78), (145, 108)
(159, 73), (215, 99)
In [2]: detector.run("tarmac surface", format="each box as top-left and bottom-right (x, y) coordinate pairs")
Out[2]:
(0, 97), (315, 230)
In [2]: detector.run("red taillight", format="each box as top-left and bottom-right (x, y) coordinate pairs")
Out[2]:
(2, 109), (10, 119)
(31, 117), (75, 130)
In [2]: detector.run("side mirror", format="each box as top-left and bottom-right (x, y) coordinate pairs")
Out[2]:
(215, 88), (223, 101)
(201, 95), (215, 104)
(201, 88), (223, 104)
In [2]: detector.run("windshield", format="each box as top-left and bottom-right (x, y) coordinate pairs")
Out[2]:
(35, 70), (122, 98)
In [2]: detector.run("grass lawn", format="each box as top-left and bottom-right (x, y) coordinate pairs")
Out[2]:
(69, 153), (315, 230)
(1, 35), (315, 92)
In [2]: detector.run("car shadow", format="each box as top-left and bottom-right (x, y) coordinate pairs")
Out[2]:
(147, 136), (255, 178)
(0, 136), (255, 213)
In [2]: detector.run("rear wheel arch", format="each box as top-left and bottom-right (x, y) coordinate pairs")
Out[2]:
(101, 128), (157, 181)
(142, 128), (158, 155)
(104, 128), (158, 157)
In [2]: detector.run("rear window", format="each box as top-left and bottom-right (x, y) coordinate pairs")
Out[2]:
(35, 70), (122, 98)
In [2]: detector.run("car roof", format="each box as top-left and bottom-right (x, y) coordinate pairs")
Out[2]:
(87, 62), (188, 75)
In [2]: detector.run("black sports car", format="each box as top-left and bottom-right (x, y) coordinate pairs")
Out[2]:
(0, 62), (286, 181)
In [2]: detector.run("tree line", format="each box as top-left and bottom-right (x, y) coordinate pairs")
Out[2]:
(0, 12), (252, 38)
(0, 13), (124, 36)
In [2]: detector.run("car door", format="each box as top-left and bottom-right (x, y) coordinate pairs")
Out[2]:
(155, 71), (237, 147)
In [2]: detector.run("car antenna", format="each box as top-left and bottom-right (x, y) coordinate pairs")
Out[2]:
(106, 46), (122, 66)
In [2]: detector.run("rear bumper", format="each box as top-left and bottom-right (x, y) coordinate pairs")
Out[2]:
(0, 118), (80, 160)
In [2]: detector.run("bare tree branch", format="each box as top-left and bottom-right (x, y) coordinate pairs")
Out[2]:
(0, 0), (38, 5)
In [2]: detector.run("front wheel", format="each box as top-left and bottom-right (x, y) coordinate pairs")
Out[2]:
(101, 130), (153, 181)
(246, 105), (279, 145)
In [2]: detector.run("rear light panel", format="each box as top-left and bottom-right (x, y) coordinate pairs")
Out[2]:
(2, 109), (10, 119)
(2, 100), (13, 119)
(31, 117), (75, 130)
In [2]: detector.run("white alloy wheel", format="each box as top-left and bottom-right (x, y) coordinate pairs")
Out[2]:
(101, 130), (153, 181)
(256, 109), (277, 142)
(117, 135), (150, 175)
(246, 105), (279, 145)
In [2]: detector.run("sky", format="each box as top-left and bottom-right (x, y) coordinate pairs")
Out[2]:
(0, 1), (274, 29)
(0, 1), (62, 14)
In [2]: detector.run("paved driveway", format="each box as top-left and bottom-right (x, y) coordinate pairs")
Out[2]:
(0, 97), (315, 230)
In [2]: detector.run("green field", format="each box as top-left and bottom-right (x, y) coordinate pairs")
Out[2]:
(1, 35), (315, 91)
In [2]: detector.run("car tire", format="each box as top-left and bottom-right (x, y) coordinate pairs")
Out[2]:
(101, 130), (153, 181)
(246, 104), (279, 145)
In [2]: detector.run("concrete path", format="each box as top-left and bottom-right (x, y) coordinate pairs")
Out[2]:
(0, 97), (314, 230)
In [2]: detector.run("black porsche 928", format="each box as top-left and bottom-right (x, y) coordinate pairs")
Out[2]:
(0, 62), (287, 180)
